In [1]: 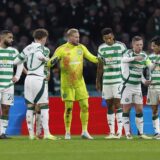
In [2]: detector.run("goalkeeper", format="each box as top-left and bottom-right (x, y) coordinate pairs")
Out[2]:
(48, 28), (100, 140)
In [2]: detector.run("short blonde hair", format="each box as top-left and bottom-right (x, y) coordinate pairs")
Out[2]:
(66, 28), (79, 37)
(132, 36), (143, 43)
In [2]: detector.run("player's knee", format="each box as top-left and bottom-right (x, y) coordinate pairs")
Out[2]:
(64, 101), (73, 115)
(80, 103), (88, 113)
(1, 105), (10, 115)
(79, 99), (88, 113)
(152, 108), (158, 115)
(107, 105), (114, 114)
(81, 107), (88, 113)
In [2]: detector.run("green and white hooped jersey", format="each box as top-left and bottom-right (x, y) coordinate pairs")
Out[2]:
(0, 47), (19, 90)
(18, 42), (49, 77)
(121, 49), (149, 87)
(98, 41), (126, 85)
(149, 53), (160, 87)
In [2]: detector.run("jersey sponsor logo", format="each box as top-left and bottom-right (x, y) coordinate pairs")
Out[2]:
(104, 55), (118, 65)
(135, 64), (144, 69)
(130, 67), (142, 72)
(0, 63), (12, 68)
(105, 60), (118, 65)
(69, 61), (81, 65)
(153, 70), (160, 74)
(69, 56), (80, 65)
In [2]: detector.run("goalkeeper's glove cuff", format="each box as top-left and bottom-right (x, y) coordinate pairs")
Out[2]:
(48, 57), (59, 67)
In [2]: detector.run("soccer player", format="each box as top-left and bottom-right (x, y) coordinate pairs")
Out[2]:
(147, 36), (160, 139)
(121, 36), (154, 140)
(0, 30), (23, 139)
(47, 28), (100, 140)
(14, 28), (58, 140)
(22, 46), (50, 139)
(96, 28), (126, 139)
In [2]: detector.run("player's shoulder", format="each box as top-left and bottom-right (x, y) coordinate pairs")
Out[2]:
(55, 43), (67, 52)
(7, 46), (18, 52)
(7, 47), (19, 55)
(78, 43), (86, 49)
(115, 41), (126, 48)
(98, 43), (107, 51)
(123, 49), (133, 56)
(98, 43), (106, 48)
(36, 43), (44, 50)
(25, 42), (42, 51)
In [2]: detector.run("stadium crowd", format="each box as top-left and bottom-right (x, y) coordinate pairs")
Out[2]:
(0, 0), (160, 94)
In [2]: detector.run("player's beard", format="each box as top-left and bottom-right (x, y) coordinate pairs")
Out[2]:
(4, 40), (12, 47)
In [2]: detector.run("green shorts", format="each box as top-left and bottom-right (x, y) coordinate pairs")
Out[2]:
(61, 86), (89, 101)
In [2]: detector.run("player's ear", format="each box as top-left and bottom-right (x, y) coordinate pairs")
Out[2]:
(112, 34), (115, 40)
(102, 35), (106, 42)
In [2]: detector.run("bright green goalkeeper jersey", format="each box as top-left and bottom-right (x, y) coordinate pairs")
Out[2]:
(48, 42), (99, 88)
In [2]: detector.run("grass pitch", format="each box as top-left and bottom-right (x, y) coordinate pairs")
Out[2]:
(0, 135), (159, 160)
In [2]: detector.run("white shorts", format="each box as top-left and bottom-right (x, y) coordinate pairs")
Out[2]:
(102, 84), (121, 99)
(24, 75), (48, 104)
(121, 86), (143, 104)
(147, 87), (160, 105)
(0, 86), (14, 105)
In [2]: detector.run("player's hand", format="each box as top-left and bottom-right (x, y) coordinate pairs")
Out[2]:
(45, 75), (50, 81)
(134, 56), (144, 61)
(96, 80), (101, 92)
(144, 80), (151, 86)
(39, 57), (49, 62)
(12, 76), (19, 83)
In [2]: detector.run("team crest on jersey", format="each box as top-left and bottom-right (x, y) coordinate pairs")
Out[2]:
(77, 49), (82, 55)
(125, 98), (129, 102)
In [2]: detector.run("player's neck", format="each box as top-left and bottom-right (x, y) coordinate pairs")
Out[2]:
(0, 43), (7, 48)
(68, 42), (79, 46)
(155, 51), (160, 55)
(34, 40), (44, 45)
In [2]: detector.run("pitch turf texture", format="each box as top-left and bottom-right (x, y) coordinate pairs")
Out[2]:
(0, 136), (160, 160)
